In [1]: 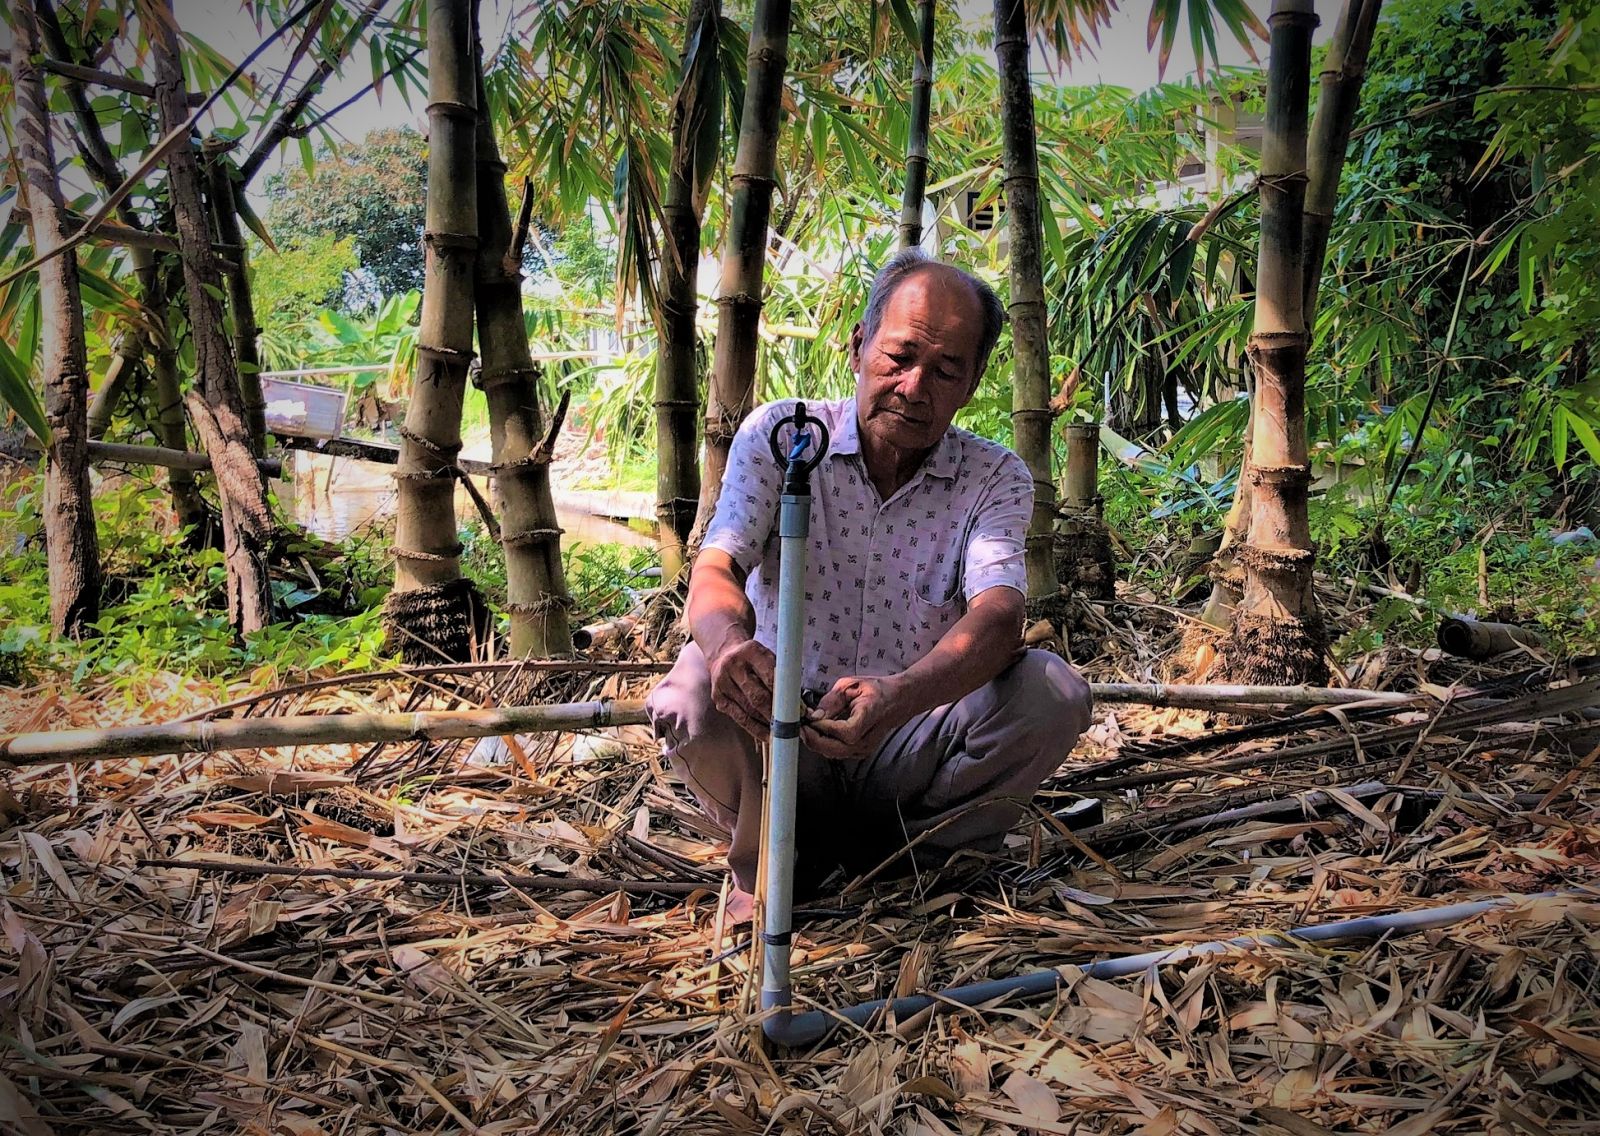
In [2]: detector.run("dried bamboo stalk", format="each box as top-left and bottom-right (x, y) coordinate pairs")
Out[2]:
(140, 858), (704, 896)
(3, 683), (1435, 765)
(0, 700), (650, 765)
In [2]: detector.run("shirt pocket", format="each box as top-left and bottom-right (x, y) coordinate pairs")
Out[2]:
(905, 583), (964, 660)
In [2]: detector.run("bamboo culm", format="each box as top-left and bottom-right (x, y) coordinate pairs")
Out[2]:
(694, 0), (793, 538)
(653, 0), (720, 579)
(34, 0), (208, 529)
(994, 0), (1059, 599)
(1, 682), (1432, 766)
(897, 0), (936, 250)
(151, 0), (276, 631)
(385, 0), (485, 661)
(1303, 0), (1383, 321)
(1223, 0), (1325, 684)
(203, 143), (267, 454)
(472, 61), (574, 657)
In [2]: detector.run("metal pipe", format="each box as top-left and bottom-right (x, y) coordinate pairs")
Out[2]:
(760, 892), (1568, 1046)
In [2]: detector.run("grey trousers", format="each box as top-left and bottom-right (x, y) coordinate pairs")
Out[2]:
(645, 644), (1093, 892)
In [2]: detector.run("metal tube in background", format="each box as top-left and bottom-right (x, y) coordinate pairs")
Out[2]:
(762, 489), (811, 1027)
(760, 892), (1569, 1046)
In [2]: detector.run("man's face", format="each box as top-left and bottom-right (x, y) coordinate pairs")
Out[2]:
(851, 268), (986, 455)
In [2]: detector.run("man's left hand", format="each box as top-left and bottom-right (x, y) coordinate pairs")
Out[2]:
(801, 674), (914, 759)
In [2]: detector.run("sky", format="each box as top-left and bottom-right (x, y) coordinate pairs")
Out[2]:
(167, 0), (1312, 210)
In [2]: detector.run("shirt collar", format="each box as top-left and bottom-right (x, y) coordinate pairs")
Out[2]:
(826, 397), (963, 481)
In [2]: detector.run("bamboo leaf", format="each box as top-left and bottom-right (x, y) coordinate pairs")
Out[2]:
(0, 334), (50, 445)
(1568, 409), (1600, 467)
(1518, 241), (1536, 312)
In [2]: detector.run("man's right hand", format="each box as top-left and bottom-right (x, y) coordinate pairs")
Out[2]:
(707, 635), (777, 741)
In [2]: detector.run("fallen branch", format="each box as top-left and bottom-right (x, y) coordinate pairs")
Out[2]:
(21, 439), (283, 476)
(139, 857), (704, 896)
(0, 699), (650, 765)
(1089, 682), (1415, 708)
(90, 440), (281, 477)
(1078, 675), (1600, 794)
(1, 682), (1436, 765)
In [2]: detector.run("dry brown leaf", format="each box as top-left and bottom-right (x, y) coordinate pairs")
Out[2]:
(1000, 1070), (1060, 1128)
(946, 1029), (991, 1097)
(184, 807), (277, 829)
(1254, 1106), (1335, 1135)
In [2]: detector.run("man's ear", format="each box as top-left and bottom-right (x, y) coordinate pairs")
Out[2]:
(848, 322), (864, 372)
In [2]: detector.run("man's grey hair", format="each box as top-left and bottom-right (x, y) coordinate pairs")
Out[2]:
(858, 248), (1006, 381)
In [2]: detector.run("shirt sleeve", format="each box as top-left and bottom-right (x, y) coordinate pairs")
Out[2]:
(701, 402), (787, 573)
(962, 451), (1034, 601)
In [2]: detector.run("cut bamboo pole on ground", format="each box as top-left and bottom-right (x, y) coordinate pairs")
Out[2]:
(1438, 616), (1547, 660)
(0, 700), (648, 765)
(2, 684), (1436, 765)
(139, 858), (705, 896)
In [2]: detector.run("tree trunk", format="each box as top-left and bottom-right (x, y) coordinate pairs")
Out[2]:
(204, 142), (268, 454)
(14, 0), (100, 637)
(384, 0), (488, 663)
(695, 0), (792, 534)
(473, 71), (574, 657)
(994, 0), (1057, 600)
(151, 0), (275, 632)
(33, 0), (204, 526)
(1303, 0), (1382, 322)
(653, 0), (720, 581)
(1220, 0), (1326, 685)
(898, 0), (936, 250)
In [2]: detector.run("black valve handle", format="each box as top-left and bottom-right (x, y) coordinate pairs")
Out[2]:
(768, 402), (830, 495)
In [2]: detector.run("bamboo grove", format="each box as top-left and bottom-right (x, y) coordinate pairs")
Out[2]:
(2, 0), (1596, 681)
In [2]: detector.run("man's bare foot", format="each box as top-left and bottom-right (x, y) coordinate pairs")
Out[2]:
(724, 885), (755, 927)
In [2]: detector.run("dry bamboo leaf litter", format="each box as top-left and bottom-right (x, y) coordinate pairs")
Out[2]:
(2, 635), (1598, 1133)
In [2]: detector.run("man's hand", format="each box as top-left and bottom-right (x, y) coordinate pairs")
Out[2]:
(708, 636), (777, 741)
(802, 674), (912, 759)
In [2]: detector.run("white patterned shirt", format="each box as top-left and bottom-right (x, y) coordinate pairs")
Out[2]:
(702, 397), (1033, 692)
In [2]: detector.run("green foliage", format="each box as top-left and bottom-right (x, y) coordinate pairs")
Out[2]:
(263, 127), (428, 303)
(1310, 474), (1600, 657)
(551, 213), (619, 304)
(1319, 0), (1600, 487)
(258, 290), (421, 400)
(248, 232), (359, 325)
(0, 478), (391, 689)
(562, 542), (659, 622)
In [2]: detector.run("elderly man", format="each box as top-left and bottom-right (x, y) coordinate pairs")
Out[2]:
(647, 250), (1092, 911)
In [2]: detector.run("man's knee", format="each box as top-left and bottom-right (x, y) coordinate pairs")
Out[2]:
(645, 659), (714, 757)
(646, 643), (755, 818)
(994, 649), (1094, 751)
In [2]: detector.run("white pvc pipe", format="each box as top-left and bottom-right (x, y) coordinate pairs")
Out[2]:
(762, 490), (811, 1021)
